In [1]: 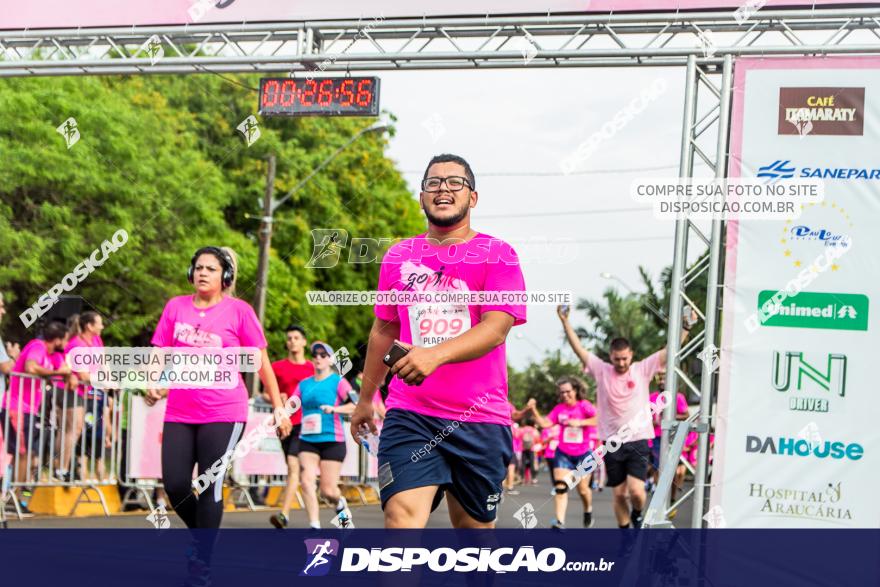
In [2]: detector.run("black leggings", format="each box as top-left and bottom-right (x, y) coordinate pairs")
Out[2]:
(161, 421), (245, 530)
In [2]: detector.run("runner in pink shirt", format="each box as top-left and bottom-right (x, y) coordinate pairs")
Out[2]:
(541, 423), (560, 486)
(504, 402), (527, 495)
(146, 246), (291, 584)
(54, 312), (105, 482)
(557, 304), (694, 528)
(529, 376), (597, 529)
(1, 321), (70, 488)
(350, 154), (527, 529)
(647, 367), (690, 494)
(519, 422), (539, 485)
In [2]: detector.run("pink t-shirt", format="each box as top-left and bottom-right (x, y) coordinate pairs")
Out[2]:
(542, 425), (560, 458)
(66, 334), (104, 396)
(151, 295), (267, 424)
(5, 339), (52, 414)
(548, 399), (597, 456)
(511, 424), (523, 452)
(50, 352), (67, 391)
(374, 233), (527, 425)
(585, 350), (663, 442)
(649, 391), (689, 439)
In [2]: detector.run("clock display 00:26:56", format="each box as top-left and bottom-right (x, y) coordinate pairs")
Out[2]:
(259, 77), (380, 116)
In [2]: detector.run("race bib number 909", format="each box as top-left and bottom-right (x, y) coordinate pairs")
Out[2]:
(408, 304), (471, 348)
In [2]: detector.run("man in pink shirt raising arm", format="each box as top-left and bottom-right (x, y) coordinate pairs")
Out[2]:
(350, 153), (527, 529)
(556, 305), (693, 528)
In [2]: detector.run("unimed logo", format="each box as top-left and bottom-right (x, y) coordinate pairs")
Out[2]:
(301, 539), (339, 577)
(745, 435), (864, 461)
(756, 291), (868, 331)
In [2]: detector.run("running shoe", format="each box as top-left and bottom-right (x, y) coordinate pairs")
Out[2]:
(270, 512), (288, 529)
(631, 509), (644, 529)
(583, 512), (594, 528)
(334, 497), (354, 529)
(551, 519), (566, 531)
(507, 489), (520, 496)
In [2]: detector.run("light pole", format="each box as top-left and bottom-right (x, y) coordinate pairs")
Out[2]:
(599, 271), (668, 323)
(249, 123), (388, 395)
(252, 123), (389, 325)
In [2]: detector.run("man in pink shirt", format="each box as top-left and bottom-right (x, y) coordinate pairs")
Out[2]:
(350, 154), (526, 529)
(557, 305), (692, 528)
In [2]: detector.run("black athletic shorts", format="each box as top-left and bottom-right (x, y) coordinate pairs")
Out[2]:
(604, 439), (651, 486)
(279, 424), (302, 457)
(298, 439), (346, 462)
(378, 409), (512, 523)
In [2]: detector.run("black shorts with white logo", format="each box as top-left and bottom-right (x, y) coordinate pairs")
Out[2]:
(378, 409), (513, 523)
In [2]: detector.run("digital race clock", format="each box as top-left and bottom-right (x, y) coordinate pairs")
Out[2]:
(259, 77), (380, 117)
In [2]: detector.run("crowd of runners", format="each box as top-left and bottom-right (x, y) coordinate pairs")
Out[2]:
(1, 152), (705, 584)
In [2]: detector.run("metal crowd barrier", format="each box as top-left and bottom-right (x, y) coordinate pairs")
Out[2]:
(228, 409), (378, 511)
(114, 390), (164, 513)
(2, 382), (380, 519)
(1, 372), (123, 519)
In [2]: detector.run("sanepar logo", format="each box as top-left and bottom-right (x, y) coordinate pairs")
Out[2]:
(746, 435), (864, 460)
(757, 159), (880, 180)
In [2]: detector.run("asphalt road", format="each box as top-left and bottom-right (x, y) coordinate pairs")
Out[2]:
(5, 474), (694, 529)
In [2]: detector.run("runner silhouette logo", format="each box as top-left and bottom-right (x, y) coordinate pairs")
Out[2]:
(301, 538), (340, 577)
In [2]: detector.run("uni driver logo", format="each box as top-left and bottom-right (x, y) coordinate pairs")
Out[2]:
(301, 538), (339, 577)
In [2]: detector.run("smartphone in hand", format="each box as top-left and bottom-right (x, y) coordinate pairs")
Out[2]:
(383, 342), (410, 368)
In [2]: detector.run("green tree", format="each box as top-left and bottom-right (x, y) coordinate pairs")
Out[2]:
(0, 75), (423, 366)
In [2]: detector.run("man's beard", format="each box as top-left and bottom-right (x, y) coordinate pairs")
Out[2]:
(424, 204), (469, 228)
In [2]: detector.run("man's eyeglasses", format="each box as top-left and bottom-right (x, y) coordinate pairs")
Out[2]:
(313, 352), (330, 359)
(421, 176), (472, 193)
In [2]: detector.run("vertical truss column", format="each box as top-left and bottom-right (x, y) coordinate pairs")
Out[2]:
(649, 53), (732, 528)
(691, 54), (732, 529)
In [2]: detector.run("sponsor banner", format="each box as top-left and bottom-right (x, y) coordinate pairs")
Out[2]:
(232, 409), (288, 476)
(127, 396), (165, 479)
(714, 56), (880, 528)
(1, 0), (877, 30)
(128, 399), (289, 477)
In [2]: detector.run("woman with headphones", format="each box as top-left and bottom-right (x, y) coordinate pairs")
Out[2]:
(146, 246), (291, 580)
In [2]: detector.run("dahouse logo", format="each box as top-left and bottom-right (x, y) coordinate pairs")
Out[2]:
(778, 87), (865, 136)
(745, 434), (864, 461)
(771, 351), (847, 413)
